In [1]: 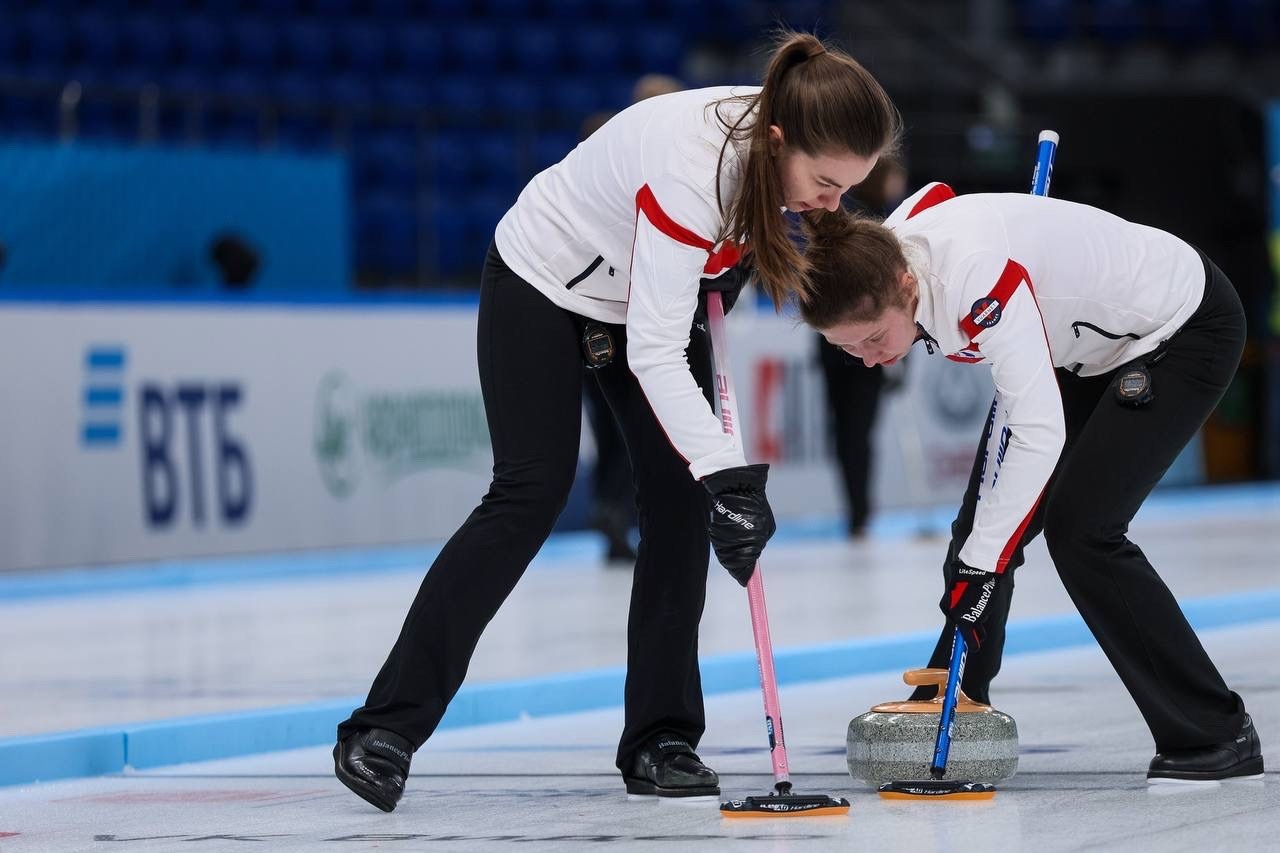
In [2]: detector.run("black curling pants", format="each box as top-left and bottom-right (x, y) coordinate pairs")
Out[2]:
(914, 253), (1248, 752)
(339, 243), (715, 772)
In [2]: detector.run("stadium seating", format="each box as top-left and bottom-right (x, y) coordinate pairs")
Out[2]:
(9, 1), (1252, 286)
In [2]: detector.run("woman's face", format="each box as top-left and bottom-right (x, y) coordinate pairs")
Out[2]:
(819, 270), (920, 367)
(769, 125), (878, 213)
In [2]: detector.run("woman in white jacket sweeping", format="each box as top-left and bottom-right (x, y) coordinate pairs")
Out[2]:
(333, 32), (902, 812)
(800, 183), (1261, 784)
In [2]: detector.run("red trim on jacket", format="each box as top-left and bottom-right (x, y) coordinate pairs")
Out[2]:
(636, 184), (713, 250)
(995, 487), (1046, 573)
(704, 240), (743, 276)
(960, 259), (1031, 341)
(906, 183), (957, 219)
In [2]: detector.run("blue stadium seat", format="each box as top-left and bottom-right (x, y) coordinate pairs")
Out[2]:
(602, 75), (635, 112)
(569, 25), (623, 74)
(19, 11), (72, 79)
(354, 130), (420, 193)
(472, 134), (525, 196)
(489, 76), (541, 118)
(602, 0), (650, 20)
(229, 18), (280, 70)
(424, 195), (487, 278)
(448, 24), (504, 72)
(339, 22), (389, 72)
(435, 76), (492, 116)
(77, 100), (137, 143)
(369, 0), (415, 18)
(424, 0), (473, 22)
(312, 0), (358, 15)
(0, 93), (56, 139)
(628, 26), (685, 75)
(214, 68), (264, 100)
(392, 24), (446, 73)
(123, 14), (174, 73)
(509, 25), (562, 74)
(255, 0), (305, 15)
(1019, 0), (1076, 43)
(283, 19), (335, 70)
(205, 108), (265, 149)
(108, 65), (156, 90)
(377, 74), (436, 110)
(486, 0), (539, 20)
(545, 75), (604, 119)
(359, 190), (419, 276)
(0, 25), (18, 76)
(72, 13), (123, 73)
(326, 73), (375, 110)
(427, 132), (475, 192)
(275, 112), (337, 150)
(465, 192), (511, 247)
(176, 18), (228, 70)
(270, 69), (326, 107)
(544, 0), (594, 22)
(532, 131), (578, 171)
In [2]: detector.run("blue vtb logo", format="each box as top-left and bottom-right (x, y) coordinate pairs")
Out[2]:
(79, 343), (254, 529)
(82, 345), (126, 448)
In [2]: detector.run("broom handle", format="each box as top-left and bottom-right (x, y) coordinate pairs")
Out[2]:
(930, 626), (966, 777)
(705, 290), (791, 791)
(931, 128), (1060, 777)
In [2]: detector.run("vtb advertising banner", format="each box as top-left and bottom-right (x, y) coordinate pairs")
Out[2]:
(0, 305), (492, 572)
(0, 303), (989, 572)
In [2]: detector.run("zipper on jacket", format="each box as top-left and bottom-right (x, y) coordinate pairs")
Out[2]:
(1071, 321), (1140, 341)
(566, 255), (605, 289)
(914, 323), (937, 355)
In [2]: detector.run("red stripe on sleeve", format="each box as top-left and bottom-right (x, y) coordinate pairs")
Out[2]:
(636, 184), (714, 251)
(960, 259), (1031, 340)
(995, 488), (1046, 574)
(704, 240), (743, 275)
(906, 183), (956, 219)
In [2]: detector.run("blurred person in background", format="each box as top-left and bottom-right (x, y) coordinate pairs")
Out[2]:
(799, 182), (1261, 784)
(816, 156), (908, 539)
(334, 31), (901, 812)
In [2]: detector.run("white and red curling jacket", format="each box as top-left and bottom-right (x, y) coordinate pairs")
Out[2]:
(884, 183), (1206, 573)
(495, 86), (757, 479)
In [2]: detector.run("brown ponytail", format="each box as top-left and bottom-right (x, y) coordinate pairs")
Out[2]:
(714, 31), (902, 308)
(798, 209), (910, 329)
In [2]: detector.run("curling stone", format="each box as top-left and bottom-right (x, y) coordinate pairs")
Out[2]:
(847, 668), (1018, 786)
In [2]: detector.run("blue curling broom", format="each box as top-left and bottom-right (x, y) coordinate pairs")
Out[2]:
(879, 129), (1058, 802)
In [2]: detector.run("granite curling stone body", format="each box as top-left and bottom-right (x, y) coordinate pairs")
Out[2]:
(847, 668), (1019, 785)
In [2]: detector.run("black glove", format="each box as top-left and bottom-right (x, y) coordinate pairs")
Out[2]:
(702, 463), (776, 586)
(698, 261), (750, 315)
(939, 560), (1002, 650)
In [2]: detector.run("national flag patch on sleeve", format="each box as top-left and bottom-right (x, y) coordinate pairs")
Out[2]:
(969, 297), (1003, 328)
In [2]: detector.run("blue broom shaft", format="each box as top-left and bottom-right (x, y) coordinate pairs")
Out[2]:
(930, 627), (966, 775)
(1031, 130), (1059, 198)
(930, 129), (1059, 779)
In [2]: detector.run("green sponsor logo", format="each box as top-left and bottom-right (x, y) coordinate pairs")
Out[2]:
(314, 370), (490, 498)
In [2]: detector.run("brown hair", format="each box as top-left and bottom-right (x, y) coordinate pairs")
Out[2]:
(798, 209), (911, 329)
(714, 31), (902, 308)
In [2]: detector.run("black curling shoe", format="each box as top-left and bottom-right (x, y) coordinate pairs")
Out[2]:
(1147, 714), (1264, 783)
(624, 733), (720, 797)
(334, 728), (414, 811)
